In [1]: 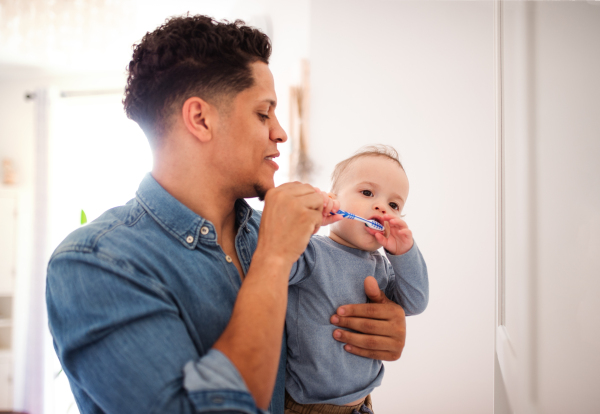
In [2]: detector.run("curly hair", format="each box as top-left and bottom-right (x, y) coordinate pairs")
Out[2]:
(123, 15), (272, 141)
(331, 145), (405, 193)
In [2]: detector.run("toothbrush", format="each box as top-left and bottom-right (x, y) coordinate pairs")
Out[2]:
(330, 209), (385, 231)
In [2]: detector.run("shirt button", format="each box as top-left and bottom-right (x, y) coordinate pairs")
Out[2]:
(200, 226), (209, 235)
(225, 255), (233, 263)
(186, 235), (194, 244)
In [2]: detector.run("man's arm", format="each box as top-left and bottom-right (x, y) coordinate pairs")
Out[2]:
(47, 254), (214, 413)
(212, 182), (323, 409)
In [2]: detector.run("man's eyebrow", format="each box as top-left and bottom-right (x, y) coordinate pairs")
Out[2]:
(259, 99), (277, 108)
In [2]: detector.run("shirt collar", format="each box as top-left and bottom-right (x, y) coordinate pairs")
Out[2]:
(136, 173), (254, 249)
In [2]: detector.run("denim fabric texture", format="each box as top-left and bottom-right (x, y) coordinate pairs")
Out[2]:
(46, 173), (284, 414)
(286, 237), (428, 405)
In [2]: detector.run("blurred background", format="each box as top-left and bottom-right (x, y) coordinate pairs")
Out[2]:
(0, 1), (598, 413)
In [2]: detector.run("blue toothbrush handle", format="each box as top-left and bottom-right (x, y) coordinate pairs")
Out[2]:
(329, 210), (384, 231)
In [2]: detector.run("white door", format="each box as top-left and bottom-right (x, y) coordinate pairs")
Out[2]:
(0, 194), (16, 294)
(495, 1), (600, 413)
(0, 354), (13, 410)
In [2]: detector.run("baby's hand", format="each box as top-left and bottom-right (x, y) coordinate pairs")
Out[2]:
(317, 190), (342, 227)
(372, 214), (414, 255)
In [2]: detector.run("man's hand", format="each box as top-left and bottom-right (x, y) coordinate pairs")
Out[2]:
(330, 276), (406, 361)
(257, 182), (325, 264)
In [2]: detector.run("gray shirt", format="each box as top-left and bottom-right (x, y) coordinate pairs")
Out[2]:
(286, 235), (429, 405)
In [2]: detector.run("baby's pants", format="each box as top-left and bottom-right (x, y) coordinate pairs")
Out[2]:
(284, 391), (374, 414)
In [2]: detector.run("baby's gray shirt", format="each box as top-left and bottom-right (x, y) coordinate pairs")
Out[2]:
(286, 235), (429, 405)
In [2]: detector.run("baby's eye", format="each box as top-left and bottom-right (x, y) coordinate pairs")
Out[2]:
(361, 190), (373, 197)
(389, 202), (399, 211)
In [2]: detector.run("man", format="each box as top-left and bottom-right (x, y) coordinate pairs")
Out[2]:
(46, 15), (406, 413)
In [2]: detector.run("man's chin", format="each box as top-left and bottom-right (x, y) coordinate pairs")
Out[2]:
(253, 182), (272, 201)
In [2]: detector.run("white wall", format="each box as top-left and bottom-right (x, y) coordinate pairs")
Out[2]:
(309, 1), (495, 413)
(0, 71), (128, 413)
(497, 2), (600, 413)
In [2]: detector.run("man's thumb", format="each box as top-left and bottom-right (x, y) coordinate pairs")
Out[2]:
(364, 276), (386, 303)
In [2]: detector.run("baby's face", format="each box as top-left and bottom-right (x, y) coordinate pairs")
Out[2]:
(330, 156), (409, 251)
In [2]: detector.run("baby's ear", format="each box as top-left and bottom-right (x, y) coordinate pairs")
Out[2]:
(327, 192), (337, 200)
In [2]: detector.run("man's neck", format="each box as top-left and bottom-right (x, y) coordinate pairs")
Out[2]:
(151, 165), (239, 246)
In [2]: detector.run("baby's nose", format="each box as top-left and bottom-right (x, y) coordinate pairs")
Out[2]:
(374, 205), (387, 214)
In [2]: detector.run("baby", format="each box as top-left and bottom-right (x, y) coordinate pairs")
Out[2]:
(284, 145), (429, 414)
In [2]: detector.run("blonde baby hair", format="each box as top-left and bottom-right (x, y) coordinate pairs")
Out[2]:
(330, 144), (404, 193)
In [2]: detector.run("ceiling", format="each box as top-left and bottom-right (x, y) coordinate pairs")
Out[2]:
(0, 0), (272, 77)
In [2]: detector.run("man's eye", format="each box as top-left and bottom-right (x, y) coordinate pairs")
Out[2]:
(258, 113), (270, 122)
(361, 190), (373, 197)
(389, 202), (399, 210)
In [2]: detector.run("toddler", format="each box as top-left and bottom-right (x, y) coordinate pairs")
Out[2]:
(284, 145), (429, 414)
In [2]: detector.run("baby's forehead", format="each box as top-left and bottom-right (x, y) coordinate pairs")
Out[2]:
(336, 156), (406, 189)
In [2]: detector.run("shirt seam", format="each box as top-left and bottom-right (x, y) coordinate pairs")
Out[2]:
(50, 249), (172, 300)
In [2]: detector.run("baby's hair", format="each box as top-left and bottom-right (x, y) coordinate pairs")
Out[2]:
(331, 144), (404, 193)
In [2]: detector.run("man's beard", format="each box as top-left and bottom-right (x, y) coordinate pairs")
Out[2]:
(254, 183), (269, 201)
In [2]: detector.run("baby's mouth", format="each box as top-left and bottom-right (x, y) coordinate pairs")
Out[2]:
(368, 216), (384, 225)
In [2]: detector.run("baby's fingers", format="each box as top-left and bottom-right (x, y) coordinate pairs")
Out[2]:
(397, 228), (413, 240)
(374, 231), (390, 245)
(325, 196), (339, 216)
(381, 215), (408, 230)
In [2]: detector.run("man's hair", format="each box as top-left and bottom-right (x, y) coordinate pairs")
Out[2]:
(331, 144), (405, 193)
(123, 15), (272, 142)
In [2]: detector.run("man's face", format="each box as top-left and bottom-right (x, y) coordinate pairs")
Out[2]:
(330, 156), (409, 251)
(212, 61), (287, 200)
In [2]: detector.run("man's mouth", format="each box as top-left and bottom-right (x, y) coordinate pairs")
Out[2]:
(265, 152), (280, 161)
(264, 152), (280, 171)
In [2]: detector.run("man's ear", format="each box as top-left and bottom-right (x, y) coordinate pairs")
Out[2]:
(181, 97), (214, 143)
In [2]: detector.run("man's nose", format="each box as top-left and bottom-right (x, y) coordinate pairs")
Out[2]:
(270, 115), (288, 143)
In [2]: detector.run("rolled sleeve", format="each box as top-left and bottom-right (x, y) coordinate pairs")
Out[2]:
(184, 349), (267, 414)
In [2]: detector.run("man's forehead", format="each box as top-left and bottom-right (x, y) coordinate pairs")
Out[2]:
(251, 62), (277, 103)
(233, 63), (277, 108)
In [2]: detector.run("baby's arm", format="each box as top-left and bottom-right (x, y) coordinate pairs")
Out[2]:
(374, 215), (428, 316)
(385, 242), (429, 316)
(288, 238), (318, 286)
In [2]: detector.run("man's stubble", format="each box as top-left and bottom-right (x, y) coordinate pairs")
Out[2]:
(254, 182), (269, 202)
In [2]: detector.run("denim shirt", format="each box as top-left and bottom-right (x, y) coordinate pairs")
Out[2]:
(46, 173), (286, 414)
